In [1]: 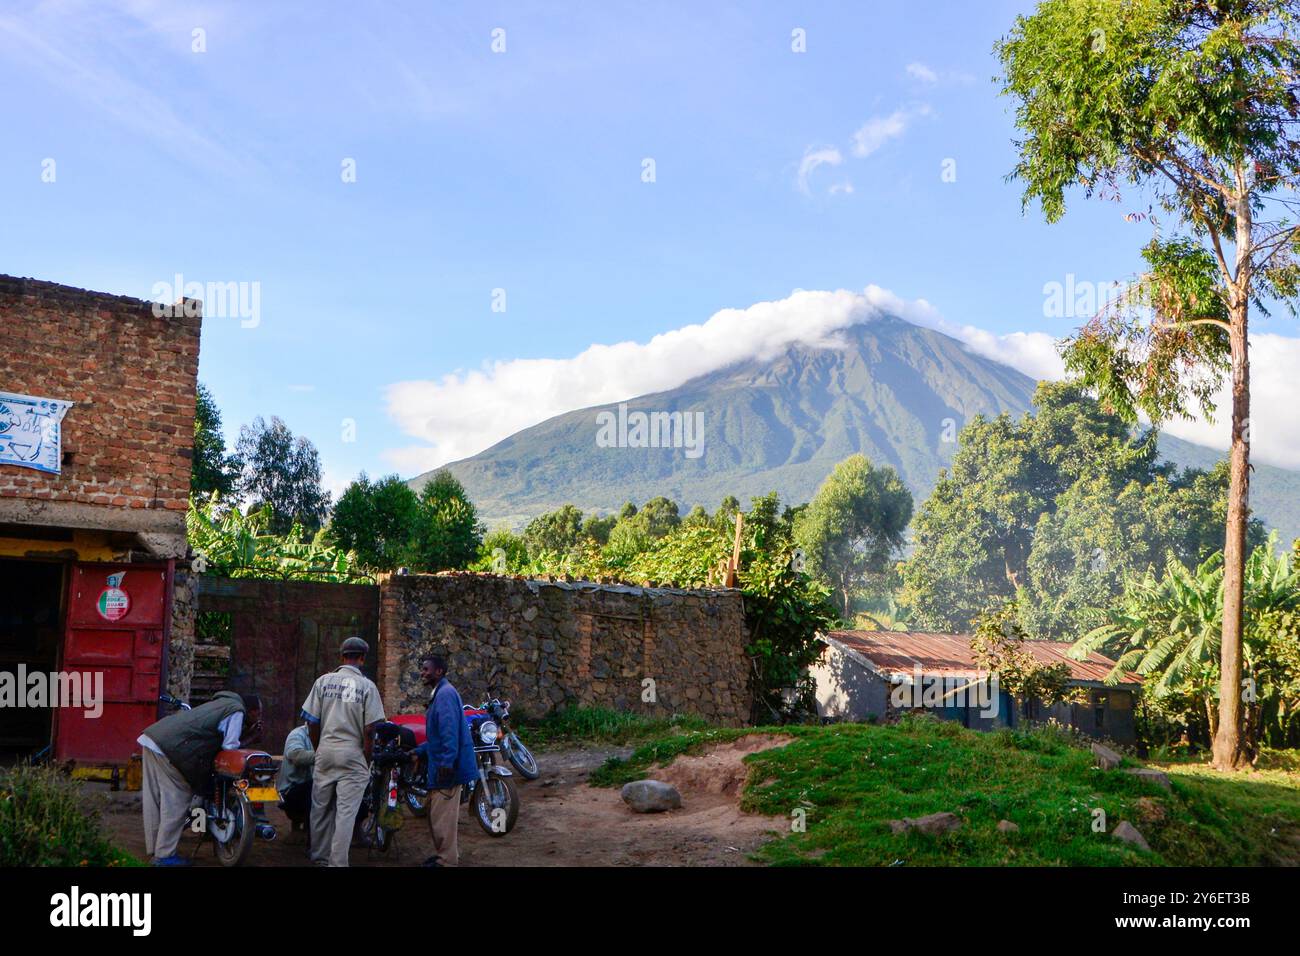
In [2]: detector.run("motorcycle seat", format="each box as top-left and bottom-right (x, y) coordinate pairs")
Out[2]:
(213, 748), (276, 777)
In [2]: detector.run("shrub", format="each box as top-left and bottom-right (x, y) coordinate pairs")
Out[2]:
(0, 764), (132, 867)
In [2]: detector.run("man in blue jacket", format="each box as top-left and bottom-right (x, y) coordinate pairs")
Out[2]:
(414, 654), (478, 867)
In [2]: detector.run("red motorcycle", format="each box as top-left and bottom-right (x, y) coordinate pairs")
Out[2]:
(158, 694), (279, 866)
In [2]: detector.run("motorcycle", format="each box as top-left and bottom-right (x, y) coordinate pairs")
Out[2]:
(389, 706), (520, 836)
(482, 697), (540, 781)
(359, 720), (426, 854)
(157, 694), (279, 867)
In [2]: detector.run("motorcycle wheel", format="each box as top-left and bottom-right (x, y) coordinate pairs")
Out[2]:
(503, 733), (540, 780)
(470, 774), (519, 836)
(361, 785), (394, 853)
(212, 791), (255, 867)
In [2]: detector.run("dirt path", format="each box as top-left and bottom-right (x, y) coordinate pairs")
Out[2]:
(98, 737), (791, 867)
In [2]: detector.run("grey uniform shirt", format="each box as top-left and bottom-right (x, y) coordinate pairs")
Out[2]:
(301, 664), (385, 756)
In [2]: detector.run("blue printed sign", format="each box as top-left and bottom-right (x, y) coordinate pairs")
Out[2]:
(0, 391), (73, 474)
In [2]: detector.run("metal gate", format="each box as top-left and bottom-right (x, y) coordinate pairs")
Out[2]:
(194, 577), (380, 751)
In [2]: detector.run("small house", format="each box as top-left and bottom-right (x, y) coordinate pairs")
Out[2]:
(810, 630), (1141, 745)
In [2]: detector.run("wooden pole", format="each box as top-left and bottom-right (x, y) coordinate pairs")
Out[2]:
(725, 513), (744, 588)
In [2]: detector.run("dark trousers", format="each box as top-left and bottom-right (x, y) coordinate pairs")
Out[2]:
(279, 781), (312, 827)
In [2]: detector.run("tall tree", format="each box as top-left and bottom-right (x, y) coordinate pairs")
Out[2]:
(902, 384), (1250, 635)
(998, 0), (1300, 767)
(191, 382), (238, 498)
(794, 454), (913, 619)
(234, 415), (330, 534)
(411, 470), (484, 572)
(523, 504), (585, 558)
(328, 473), (420, 571)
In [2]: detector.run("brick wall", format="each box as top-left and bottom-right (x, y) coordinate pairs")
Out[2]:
(0, 275), (201, 537)
(377, 573), (752, 725)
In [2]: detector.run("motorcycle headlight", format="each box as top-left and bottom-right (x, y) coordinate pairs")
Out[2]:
(479, 720), (499, 744)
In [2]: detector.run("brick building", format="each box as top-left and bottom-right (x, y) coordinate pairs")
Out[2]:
(0, 275), (201, 764)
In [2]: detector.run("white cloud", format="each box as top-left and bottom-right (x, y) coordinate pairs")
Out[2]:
(905, 62), (939, 84)
(383, 288), (1300, 476)
(796, 145), (843, 195)
(851, 105), (930, 158)
(828, 181), (855, 196)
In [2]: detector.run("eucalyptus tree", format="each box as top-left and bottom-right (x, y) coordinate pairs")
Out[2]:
(999, 0), (1300, 768)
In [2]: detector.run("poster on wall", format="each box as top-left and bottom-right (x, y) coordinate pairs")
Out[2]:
(0, 390), (74, 474)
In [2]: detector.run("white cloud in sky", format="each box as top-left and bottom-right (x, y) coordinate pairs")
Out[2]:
(851, 105), (930, 158)
(905, 62), (939, 84)
(384, 287), (1300, 477)
(796, 145), (843, 195)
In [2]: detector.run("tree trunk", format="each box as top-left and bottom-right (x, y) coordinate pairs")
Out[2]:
(1212, 187), (1252, 772)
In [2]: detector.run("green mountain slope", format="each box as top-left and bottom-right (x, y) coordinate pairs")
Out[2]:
(409, 315), (1300, 544)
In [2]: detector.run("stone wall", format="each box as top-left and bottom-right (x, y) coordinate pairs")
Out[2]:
(0, 275), (201, 542)
(377, 573), (752, 725)
(167, 565), (197, 700)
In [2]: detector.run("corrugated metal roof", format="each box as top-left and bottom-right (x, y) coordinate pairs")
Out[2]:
(825, 630), (1140, 687)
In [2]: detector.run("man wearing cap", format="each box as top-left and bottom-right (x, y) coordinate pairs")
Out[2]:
(136, 691), (262, 866)
(301, 636), (385, 867)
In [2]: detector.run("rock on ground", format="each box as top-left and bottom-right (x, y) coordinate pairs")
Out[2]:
(1091, 742), (1123, 770)
(1124, 768), (1172, 791)
(1112, 820), (1151, 851)
(888, 812), (963, 836)
(621, 779), (683, 813)
(996, 819), (1020, 834)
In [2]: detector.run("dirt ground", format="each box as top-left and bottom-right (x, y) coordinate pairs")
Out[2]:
(97, 736), (792, 867)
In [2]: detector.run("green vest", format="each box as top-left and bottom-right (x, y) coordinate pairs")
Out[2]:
(142, 691), (245, 792)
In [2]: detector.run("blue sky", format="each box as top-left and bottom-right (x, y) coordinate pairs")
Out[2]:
(5, 0), (1299, 496)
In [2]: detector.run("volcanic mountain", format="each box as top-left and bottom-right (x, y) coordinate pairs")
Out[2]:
(409, 315), (1300, 542)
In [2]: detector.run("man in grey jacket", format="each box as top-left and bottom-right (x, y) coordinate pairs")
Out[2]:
(136, 691), (262, 866)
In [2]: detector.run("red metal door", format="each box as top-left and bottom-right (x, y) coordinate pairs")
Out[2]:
(54, 563), (169, 764)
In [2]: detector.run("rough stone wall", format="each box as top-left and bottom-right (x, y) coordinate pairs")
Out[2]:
(377, 573), (752, 725)
(167, 565), (197, 700)
(0, 275), (201, 536)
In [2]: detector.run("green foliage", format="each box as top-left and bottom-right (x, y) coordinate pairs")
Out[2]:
(970, 604), (1084, 708)
(794, 454), (912, 618)
(327, 473), (420, 571)
(740, 546), (837, 722)
(0, 764), (136, 867)
(410, 470), (484, 572)
(901, 383), (1250, 636)
(233, 415), (331, 535)
(187, 493), (362, 582)
(472, 527), (531, 574)
(191, 382), (238, 498)
(523, 504), (585, 558)
(520, 706), (707, 749)
(1076, 536), (1300, 750)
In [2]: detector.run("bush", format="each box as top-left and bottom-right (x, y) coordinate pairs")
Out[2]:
(521, 705), (707, 747)
(0, 764), (132, 867)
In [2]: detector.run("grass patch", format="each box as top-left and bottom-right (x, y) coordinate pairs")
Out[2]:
(590, 713), (1300, 866)
(520, 705), (709, 749)
(0, 764), (139, 867)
